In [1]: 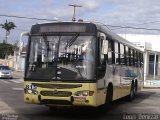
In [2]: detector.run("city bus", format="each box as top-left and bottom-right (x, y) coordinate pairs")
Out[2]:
(22, 21), (143, 108)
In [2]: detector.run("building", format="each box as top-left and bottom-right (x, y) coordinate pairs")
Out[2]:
(14, 46), (27, 71)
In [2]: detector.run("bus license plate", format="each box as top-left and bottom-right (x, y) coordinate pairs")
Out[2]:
(74, 97), (86, 102)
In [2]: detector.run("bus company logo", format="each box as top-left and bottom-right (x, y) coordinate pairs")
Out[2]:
(53, 88), (58, 94)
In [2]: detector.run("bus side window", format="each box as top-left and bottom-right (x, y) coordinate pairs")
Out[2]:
(140, 53), (144, 67)
(138, 52), (141, 67)
(129, 48), (133, 66)
(115, 42), (120, 64)
(107, 39), (113, 65)
(131, 49), (134, 66)
(134, 51), (138, 67)
(132, 49), (135, 66)
(120, 44), (125, 65)
(125, 46), (129, 66)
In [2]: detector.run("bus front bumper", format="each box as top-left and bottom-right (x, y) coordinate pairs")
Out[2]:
(24, 94), (97, 107)
(24, 82), (97, 107)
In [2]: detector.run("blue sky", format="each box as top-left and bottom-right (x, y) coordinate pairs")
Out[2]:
(1, 0), (160, 44)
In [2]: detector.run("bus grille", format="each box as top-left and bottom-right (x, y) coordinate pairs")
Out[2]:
(40, 91), (72, 97)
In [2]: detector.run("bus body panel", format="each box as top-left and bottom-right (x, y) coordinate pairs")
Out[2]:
(23, 22), (144, 108)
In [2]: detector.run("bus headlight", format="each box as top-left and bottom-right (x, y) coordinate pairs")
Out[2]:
(74, 90), (94, 96)
(27, 89), (33, 94)
(25, 89), (39, 95)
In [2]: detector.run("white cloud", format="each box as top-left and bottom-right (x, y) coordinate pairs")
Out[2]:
(80, 0), (99, 10)
(1, 0), (160, 43)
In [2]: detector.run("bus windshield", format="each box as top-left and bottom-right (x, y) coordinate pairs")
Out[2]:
(25, 34), (96, 81)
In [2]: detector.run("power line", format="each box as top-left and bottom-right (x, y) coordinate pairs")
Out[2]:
(132, 19), (160, 26)
(91, 21), (160, 31)
(135, 21), (160, 26)
(1, 14), (160, 32)
(14, 28), (29, 31)
(0, 14), (57, 21)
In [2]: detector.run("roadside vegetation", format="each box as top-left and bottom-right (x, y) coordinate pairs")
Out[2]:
(0, 20), (17, 59)
(0, 43), (16, 59)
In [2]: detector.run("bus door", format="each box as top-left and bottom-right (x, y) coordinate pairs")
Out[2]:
(97, 33), (108, 89)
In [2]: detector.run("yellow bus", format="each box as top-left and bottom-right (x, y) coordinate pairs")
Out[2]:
(23, 22), (143, 108)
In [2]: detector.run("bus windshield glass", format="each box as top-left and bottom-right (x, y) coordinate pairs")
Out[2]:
(25, 34), (96, 81)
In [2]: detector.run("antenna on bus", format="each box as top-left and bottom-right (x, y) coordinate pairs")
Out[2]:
(69, 4), (82, 22)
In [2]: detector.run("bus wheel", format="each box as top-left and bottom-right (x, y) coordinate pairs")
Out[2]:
(134, 81), (138, 95)
(106, 85), (113, 107)
(99, 86), (113, 111)
(127, 83), (135, 101)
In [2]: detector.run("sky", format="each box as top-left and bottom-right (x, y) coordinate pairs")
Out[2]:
(1, 0), (160, 44)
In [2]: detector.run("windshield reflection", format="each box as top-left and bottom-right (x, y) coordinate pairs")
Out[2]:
(26, 35), (96, 80)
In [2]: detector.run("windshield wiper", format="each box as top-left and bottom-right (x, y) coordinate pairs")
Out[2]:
(65, 33), (79, 49)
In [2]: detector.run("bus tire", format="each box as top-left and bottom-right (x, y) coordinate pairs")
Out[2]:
(106, 84), (113, 107)
(127, 82), (135, 101)
(134, 80), (138, 94)
(99, 84), (113, 111)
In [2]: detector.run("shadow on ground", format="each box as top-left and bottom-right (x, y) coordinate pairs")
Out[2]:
(17, 90), (156, 120)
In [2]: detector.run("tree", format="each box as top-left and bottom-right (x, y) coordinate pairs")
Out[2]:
(0, 43), (15, 59)
(0, 20), (16, 43)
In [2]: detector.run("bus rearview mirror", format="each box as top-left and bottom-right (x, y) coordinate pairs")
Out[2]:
(102, 40), (108, 54)
(19, 32), (29, 55)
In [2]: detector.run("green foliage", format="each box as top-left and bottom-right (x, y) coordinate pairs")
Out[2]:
(0, 43), (15, 59)
(0, 20), (16, 43)
(0, 20), (16, 32)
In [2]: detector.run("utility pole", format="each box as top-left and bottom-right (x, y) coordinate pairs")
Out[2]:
(69, 4), (82, 22)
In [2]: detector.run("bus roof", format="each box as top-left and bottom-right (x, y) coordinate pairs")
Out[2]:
(94, 23), (144, 52)
(30, 21), (143, 52)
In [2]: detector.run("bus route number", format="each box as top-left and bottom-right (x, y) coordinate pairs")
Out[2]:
(26, 84), (37, 90)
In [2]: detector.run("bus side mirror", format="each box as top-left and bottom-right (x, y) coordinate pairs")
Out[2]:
(19, 32), (30, 55)
(99, 33), (108, 54)
(102, 40), (108, 54)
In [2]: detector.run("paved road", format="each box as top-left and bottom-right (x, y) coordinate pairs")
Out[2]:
(0, 75), (160, 120)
